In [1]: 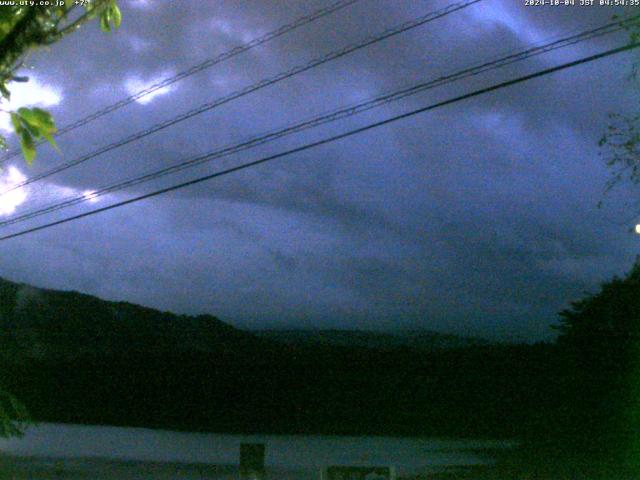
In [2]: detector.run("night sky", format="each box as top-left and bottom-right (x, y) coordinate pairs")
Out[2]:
(0, 0), (638, 341)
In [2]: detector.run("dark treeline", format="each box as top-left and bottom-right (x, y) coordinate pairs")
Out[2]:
(0, 343), (557, 438)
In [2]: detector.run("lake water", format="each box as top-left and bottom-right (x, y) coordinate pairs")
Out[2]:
(0, 423), (516, 478)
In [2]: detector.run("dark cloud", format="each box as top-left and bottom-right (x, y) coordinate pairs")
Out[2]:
(0, 0), (637, 341)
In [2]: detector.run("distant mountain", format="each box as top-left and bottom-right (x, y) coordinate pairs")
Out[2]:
(253, 328), (492, 351)
(0, 276), (263, 360)
(0, 275), (491, 360)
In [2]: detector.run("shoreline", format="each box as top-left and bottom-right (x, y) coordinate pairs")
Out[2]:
(0, 453), (479, 479)
(0, 422), (516, 478)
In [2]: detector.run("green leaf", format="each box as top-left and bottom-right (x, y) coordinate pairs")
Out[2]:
(17, 107), (56, 132)
(0, 7), (23, 36)
(17, 108), (39, 126)
(13, 108), (59, 156)
(31, 108), (56, 129)
(100, 10), (111, 32)
(0, 82), (10, 101)
(15, 115), (41, 140)
(10, 112), (22, 133)
(11, 109), (42, 162)
(41, 129), (59, 153)
(18, 129), (35, 166)
(99, 2), (122, 33)
(111, 4), (122, 29)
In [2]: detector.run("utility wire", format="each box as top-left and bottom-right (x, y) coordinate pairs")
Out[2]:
(0, 0), (360, 163)
(1, 41), (636, 242)
(0, 0), (483, 196)
(0, 17), (632, 228)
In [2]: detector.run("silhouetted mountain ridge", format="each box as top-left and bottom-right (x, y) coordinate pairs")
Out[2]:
(0, 276), (492, 359)
(253, 328), (492, 351)
(0, 276), (262, 359)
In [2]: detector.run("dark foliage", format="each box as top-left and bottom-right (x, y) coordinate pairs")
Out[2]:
(550, 260), (640, 465)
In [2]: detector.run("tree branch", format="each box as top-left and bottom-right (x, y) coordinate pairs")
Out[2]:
(0, 7), (39, 74)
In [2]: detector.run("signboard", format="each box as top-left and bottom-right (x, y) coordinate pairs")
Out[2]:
(239, 443), (265, 480)
(321, 466), (396, 480)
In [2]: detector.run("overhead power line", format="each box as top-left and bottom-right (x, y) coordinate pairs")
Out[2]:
(1, 41), (636, 242)
(0, 0), (360, 163)
(0, 0), (483, 196)
(0, 17), (631, 229)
